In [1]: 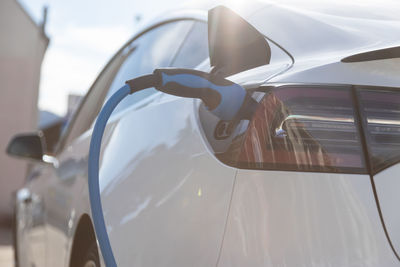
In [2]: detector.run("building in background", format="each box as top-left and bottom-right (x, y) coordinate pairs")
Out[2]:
(0, 0), (49, 220)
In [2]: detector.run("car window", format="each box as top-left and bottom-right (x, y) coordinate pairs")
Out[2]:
(61, 20), (197, 148)
(171, 21), (209, 68)
(105, 21), (194, 113)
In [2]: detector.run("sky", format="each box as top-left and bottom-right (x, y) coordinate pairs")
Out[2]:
(18, 0), (185, 116)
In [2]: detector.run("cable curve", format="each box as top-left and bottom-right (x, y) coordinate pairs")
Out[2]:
(88, 84), (130, 267)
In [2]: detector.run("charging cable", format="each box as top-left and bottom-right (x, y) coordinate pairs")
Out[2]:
(88, 68), (252, 267)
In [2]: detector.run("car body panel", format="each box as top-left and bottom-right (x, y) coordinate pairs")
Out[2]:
(97, 96), (236, 266)
(249, 2), (400, 61)
(44, 143), (92, 267)
(373, 164), (400, 256)
(43, 128), (97, 267)
(15, 184), (44, 267)
(16, 168), (50, 267)
(218, 170), (400, 267)
(267, 58), (400, 88)
(12, 1), (400, 267)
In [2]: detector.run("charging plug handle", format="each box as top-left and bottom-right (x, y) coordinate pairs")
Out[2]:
(126, 68), (247, 121)
(125, 69), (226, 109)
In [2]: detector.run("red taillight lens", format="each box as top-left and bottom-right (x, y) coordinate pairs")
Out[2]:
(358, 88), (400, 174)
(220, 85), (367, 173)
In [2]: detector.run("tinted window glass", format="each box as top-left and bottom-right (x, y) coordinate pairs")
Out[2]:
(62, 21), (194, 147)
(60, 51), (127, 148)
(219, 86), (366, 173)
(171, 22), (209, 68)
(105, 21), (193, 113)
(358, 88), (400, 173)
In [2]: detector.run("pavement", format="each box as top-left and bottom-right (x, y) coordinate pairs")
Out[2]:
(0, 218), (14, 267)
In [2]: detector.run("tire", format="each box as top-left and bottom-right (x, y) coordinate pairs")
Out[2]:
(79, 242), (100, 267)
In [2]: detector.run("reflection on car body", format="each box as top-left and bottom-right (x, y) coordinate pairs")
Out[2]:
(8, 1), (400, 267)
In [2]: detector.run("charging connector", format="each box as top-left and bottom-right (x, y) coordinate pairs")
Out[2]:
(127, 68), (251, 121)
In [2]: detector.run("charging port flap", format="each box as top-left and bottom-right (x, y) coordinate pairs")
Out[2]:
(208, 6), (271, 77)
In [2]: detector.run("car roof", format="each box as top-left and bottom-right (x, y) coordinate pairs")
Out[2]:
(247, 0), (400, 60)
(153, 0), (400, 61)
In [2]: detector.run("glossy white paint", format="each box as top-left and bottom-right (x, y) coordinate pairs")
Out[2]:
(16, 167), (51, 267)
(373, 164), (400, 257)
(268, 58), (400, 88)
(99, 96), (236, 266)
(15, 146), (92, 267)
(11, 1), (400, 267)
(218, 170), (400, 267)
(15, 187), (31, 267)
(249, 2), (400, 61)
(44, 137), (93, 267)
(249, 1), (400, 88)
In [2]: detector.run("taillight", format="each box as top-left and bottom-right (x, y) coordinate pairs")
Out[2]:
(357, 88), (400, 174)
(213, 84), (400, 175)
(218, 85), (367, 173)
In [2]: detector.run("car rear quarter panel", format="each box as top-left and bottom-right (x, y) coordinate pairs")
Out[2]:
(97, 95), (236, 266)
(218, 170), (400, 267)
(373, 164), (400, 258)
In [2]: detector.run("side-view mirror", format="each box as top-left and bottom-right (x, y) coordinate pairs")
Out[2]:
(6, 132), (46, 161)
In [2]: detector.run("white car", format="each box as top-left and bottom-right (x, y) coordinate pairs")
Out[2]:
(7, 1), (400, 267)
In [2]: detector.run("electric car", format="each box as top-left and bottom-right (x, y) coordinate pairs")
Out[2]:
(7, 1), (400, 266)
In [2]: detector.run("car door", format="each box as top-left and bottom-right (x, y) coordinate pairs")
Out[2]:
(15, 167), (49, 267)
(42, 19), (211, 267)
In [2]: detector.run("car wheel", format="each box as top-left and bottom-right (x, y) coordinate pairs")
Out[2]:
(80, 242), (100, 267)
